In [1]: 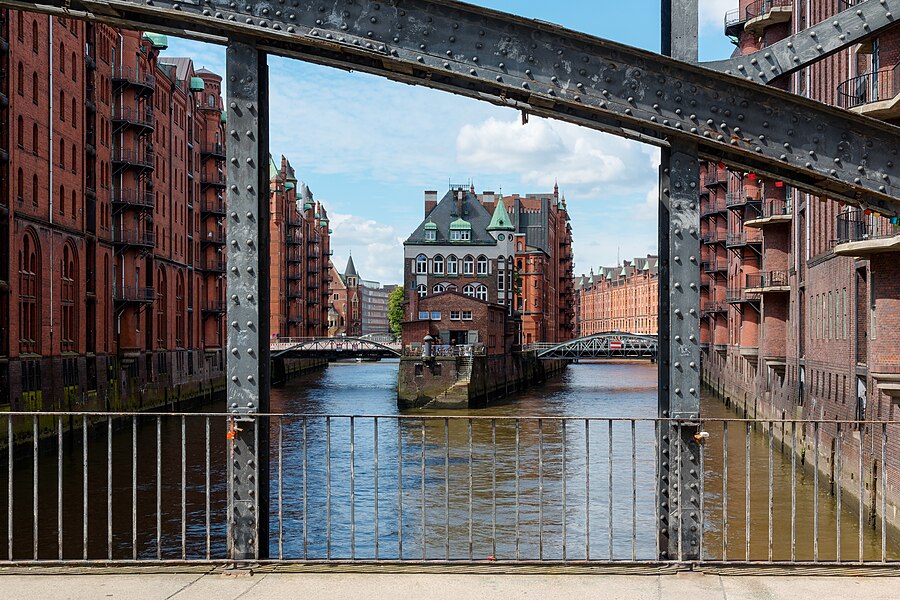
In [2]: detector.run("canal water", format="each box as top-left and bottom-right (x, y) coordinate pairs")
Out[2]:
(1, 361), (896, 562)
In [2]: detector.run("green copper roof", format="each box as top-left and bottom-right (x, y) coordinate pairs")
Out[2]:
(320, 220), (328, 227)
(220, 110), (226, 123)
(269, 155), (279, 180)
(314, 213), (321, 219)
(486, 198), (515, 231)
(449, 218), (472, 230)
(423, 220), (438, 230)
(189, 76), (205, 92)
(284, 182), (295, 191)
(304, 202), (313, 211)
(143, 33), (169, 49)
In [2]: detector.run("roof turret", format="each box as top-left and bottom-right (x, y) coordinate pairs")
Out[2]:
(487, 198), (515, 231)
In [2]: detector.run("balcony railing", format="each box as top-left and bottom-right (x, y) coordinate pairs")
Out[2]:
(111, 107), (155, 130)
(745, 270), (789, 290)
(201, 231), (226, 245)
(287, 254), (303, 263)
(201, 258), (225, 273)
(200, 172), (226, 188)
(746, 198), (792, 221)
(286, 233), (302, 245)
(201, 301), (225, 314)
(745, 0), (792, 20)
(112, 148), (155, 169)
(724, 8), (746, 33)
(837, 65), (900, 109)
(835, 209), (900, 244)
(726, 287), (759, 304)
(201, 199), (226, 215)
(725, 189), (761, 208)
(111, 229), (155, 248)
(111, 188), (154, 210)
(704, 167), (729, 187)
(113, 285), (155, 303)
(726, 231), (762, 247)
(702, 300), (728, 313)
(701, 199), (726, 216)
(200, 143), (226, 158)
(112, 66), (156, 91)
(702, 259), (728, 273)
(701, 231), (724, 245)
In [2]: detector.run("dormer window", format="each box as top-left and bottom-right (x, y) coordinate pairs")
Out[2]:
(425, 229), (436, 241)
(450, 229), (470, 241)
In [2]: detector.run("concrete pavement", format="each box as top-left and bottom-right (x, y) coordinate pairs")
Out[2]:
(2, 571), (900, 599)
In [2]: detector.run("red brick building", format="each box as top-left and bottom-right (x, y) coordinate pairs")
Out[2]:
(576, 255), (659, 336)
(268, 156), (331, 340)
(703, 1), (900, 530)
(327, 255), (361, 337)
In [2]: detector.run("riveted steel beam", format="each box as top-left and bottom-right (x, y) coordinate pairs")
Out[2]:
(4, 0), (900, 214)
(224, 40), (270, 563)
(705, 0), (900, 85)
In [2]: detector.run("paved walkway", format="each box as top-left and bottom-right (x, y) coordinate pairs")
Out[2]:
(2, 571), (900, 599)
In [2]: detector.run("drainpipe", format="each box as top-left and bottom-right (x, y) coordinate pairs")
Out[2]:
(48, 16), (54, 348)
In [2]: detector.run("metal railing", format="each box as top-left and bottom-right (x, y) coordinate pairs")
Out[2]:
(111, 228), (155, 248)
(726, 190), (761, 207)
(702, 259), (728, 273)
(111, 148), (155, 169)
(747, 197), (791, 220)
(746, 270), (789, 289)
(112, 66), (156, 90)
(835, 209), (900, 244)
(112, 286), (156, 303)
(200, 143), (226, 158)
(402, 344), (487, 357)
(111, 107), (155, 129)
(745, 0), (792, 21)
(726, 230), (762, 247)
(701, 199), (726, 216)
(837, 64), (900, 109)
(200, 199), (225, 215)
(111, 188), (155, 210)
(200, 172), (226, 187)
(1, 412), (897, 565)
(704, 167), (729, 187)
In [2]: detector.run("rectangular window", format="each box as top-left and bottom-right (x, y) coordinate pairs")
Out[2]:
(418, 311), (430, 320)
(498, 271), (505, 291)
(842, 288), (847, 339)
(425, 230), (436, 241)
(430, 311), (441, 320)
(450, 311), (461, 321)
(462, 311), (473, 321)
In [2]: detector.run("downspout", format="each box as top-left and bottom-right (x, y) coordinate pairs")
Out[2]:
(116, 31), (123, 340)
(48, 16), (54, 348)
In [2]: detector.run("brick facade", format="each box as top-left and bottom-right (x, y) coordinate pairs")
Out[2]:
(575, 256), (659, 336)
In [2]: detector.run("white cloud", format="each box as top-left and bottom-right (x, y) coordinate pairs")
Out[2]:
(699, 0), (736, 34)
(328, 213), (406, 284)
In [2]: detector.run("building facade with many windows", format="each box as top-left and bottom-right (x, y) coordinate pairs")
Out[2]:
(576, 256), (659, 336)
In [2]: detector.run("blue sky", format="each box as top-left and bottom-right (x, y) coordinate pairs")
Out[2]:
(165, 1), (736, 283)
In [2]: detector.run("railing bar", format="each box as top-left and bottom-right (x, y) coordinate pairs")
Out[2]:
(8, 415), (12, 561)
(676, 422), (683, 563)
(745, 421), (751, 562)
(326, 416), (331, 561)
(205, 417), (210, 561)
(444, 417), (450, 561)
(653, 420), (658, 562)
(586, 420), (591, 561)
(881, 422), (887, 563)
(156, 416), (161, 561)
(57, 416), (63, 561)
(303, 417), (308, 560)
(539, 418), (544, 561)
(814, 421), (820, 563)
(859, 423), (865, 563)
(632, 420), (637, 562)
(791, 421), (796, 563)
(562, 420), (568, 562)
(181, 416), (186, 561)
(132, 417), (137, 561)
(33, 416), (38, 561)
(350, 416), (355, 560)
(836, 424), (842, 563)
(512, 419), (521, 560)
(109, 417), (115, 560)
(608, 419), (614, 561)
(278, 417), (284, 561)
(421, 419), (426, 561)
(723, 421), (728, 561)
(768, 421), (773, 562)
(83, 418), (88, 561)
(492, 418), (497, 561)
(374, 417), (379, 562)
(468, 418), (474, 562)
(397, 418), (403, 561)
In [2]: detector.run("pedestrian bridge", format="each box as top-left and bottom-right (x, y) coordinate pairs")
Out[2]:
(529, 332), (658, 360)
(271, 337), (401, 360)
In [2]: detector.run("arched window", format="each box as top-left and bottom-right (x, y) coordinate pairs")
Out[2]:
(71, 143), (77, 173)
(71, 98), (77, 127)
(71, 190), (76, 217)
(71, 52), (77, 81)
(60, 90), (65, 122)
(16, 116), (23, 148)
(59, 43), (65, 74)
(31, 21), (37, 52)
(415, 254), (428, 274)
(477, 255), (488, 275)
(432, 283), (446, 294)
(447, 255), (458, 276)
(464, 284), (488, 301)
(18, 232), (41, 354)
(156, 268), (167, 348)
(16, 12), (23, 41)
(58, 138), (65, 168)
(32, 72), (38, 104)
(61, 243), (77, 352)
(16, 169), (23, 201)
(463, 284), (475, 298)
(31, 123), (38, 154)
(16, 62), (23, 95)
(416, 284), (427, 298)
(463, 255), (475, 275)
(59, 185), (65, 214)
(176, 273), (185, 348)
(433, 254), (444, 275)
(32, 174), (38, 206)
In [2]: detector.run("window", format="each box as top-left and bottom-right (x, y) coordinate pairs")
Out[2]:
(17, 116), (23, 148)
(61, 244), (77, 352)
(433, 254), (444, 275)
(475, 286), (487, 301)
(71, 98), (77, 128)
(417, 284), (427, 298)
(17, 62), (23, 96)
(463, 255), (475, 275)
(31, 21), (37, 52)
(32, 72), (38, 104)
(59, 43), (65, 74)
(32, 123), (38, 154)
(451, 229), (471, 241)
(17, 169), (23, 201)
(19, 232), (41, 354)
(462, 311), (473, 320)
(415, 254), (428, 274)
(16, 12), (23, 41)
(59, 185), (65, 214)
(60, 90), (65, 121)
(450, 310), (461, 320)
(477, 255), (488, 275)
(71, 52), (77, 82)
(447, 255), (458, 276)
(418, 311), (430, 320)
(425, 229), (436, 241)
(499, 271), (505, 291)
(433, 283), (446, 294)
(32, 174), (38, 207)
(176, 274), (185, 348)
(430, 311), (441, 320)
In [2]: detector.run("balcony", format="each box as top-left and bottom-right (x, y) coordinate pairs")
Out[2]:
(200, 172), (226, 188)
(724, 8), (746, 42)
(201, 230), (226, 246)
(744, 198), (792, 228)
(286, 272), (303, 281)
(833, 209), (900, 256)
(114, 285), (155, 304)
(725, 189), (761, 208)
(111, 228), (155, 249)
(200, 258), (225, 273)
(201, 301), (225, 314)
(704, 167), (729, 188)
(307, 282), (320, 290)
(112, 107), (155, 131)
(837, 65), (900, 118)
(726, 287), (760, 304)
(726, 230), (762, 248)
(286, 233), (302, 245)
(201, 199), (226, 216)
(306, 297), (320, 306)
(287, 288), (303, 299)
(702, 259), (728, 273)
(111, 188), (154, 210)
(702, 300), (728, 314)
(744, 0), (792, 36)
(701, 231), (724, 245)
(745, 270), (790, 294)
(112, 66), (156, 94)
(287, 254), (303, 263)
(200, 143), (226, 159)
(701, 199), (727, 217)
(112, 148), (155, 170)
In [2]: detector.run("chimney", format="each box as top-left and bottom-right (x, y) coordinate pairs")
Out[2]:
(424, 190), (438, 216)
(457, 189), (464, 217)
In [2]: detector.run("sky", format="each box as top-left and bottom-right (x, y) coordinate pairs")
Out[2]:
(164, 1), (737, 284)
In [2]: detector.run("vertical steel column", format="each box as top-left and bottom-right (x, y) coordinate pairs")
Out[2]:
(659, 0), (702, 562)
(225, 40), (270, 563)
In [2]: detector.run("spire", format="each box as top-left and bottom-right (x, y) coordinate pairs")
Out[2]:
(487, 198), (516, 232)
(554, 180), (559, 198)
(344, 253), (359, 279)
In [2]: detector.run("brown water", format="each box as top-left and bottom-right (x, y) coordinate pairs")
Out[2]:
(0, 360), (895, 562)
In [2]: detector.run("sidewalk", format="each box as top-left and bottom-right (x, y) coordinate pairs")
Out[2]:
(2, 571), (900, 600)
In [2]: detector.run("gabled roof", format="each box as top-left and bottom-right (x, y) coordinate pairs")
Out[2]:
(405, 188), (496, 245)
(487, 198), (515, 231)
